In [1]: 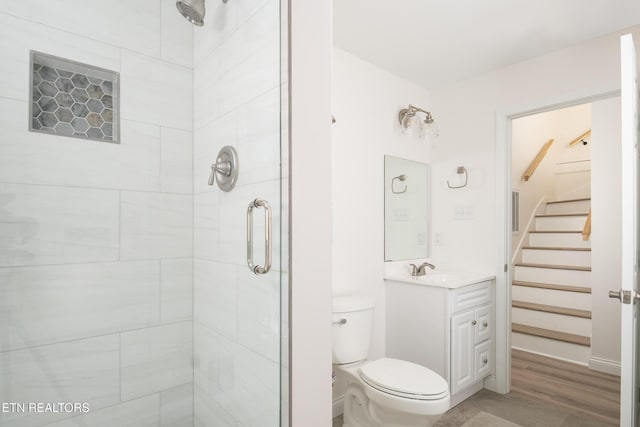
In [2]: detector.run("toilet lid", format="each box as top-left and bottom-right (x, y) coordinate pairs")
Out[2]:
(359, 358), (449, 400)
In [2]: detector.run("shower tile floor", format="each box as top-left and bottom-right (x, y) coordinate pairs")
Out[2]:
(332, 389), (616, 427)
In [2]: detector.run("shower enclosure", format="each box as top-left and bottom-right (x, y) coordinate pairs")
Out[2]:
(0, 0), (288, 426)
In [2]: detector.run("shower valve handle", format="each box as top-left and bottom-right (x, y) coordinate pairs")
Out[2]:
(208, 161), (232, 185)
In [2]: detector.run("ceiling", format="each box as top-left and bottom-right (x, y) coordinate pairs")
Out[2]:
(333, 0), (640, 89)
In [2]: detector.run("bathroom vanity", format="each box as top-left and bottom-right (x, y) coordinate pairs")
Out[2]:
(384, 271), (495, 407)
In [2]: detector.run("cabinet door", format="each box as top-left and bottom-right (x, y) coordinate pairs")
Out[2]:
(474, 304), (492, 344)
(474, 340), (491, 381)
(450, 311), (475, 395)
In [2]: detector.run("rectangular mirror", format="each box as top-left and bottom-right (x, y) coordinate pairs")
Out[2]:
(384, 155), (430, 261)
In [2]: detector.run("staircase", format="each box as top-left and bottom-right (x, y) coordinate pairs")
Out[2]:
(511, 198), (592, 365)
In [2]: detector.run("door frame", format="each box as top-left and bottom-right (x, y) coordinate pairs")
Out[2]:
(493, 90), (620, 394)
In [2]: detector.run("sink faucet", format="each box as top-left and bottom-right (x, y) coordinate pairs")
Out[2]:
(409, 262), (436, 276)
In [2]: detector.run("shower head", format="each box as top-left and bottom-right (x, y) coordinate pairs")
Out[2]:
(176, 0), (229, 26)
(176, 0), (205, 26)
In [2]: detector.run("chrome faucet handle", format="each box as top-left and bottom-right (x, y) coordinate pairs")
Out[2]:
(419, 262), (436, 272)
(409, 264), (419, 276)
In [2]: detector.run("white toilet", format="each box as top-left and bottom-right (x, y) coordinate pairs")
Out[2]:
(333, 295), (450, 427)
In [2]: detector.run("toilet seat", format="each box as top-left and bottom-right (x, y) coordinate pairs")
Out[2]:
(359, 358), (449, 401)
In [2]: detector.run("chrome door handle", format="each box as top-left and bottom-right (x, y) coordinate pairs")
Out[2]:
(247, 198), (272, 275)
(609, 290), (622, 301)
(609, 289), (640, 304)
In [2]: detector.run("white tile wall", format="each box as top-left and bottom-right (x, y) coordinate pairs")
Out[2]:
(237, 0), (272, 25)
(194, 385), (237, 427)
(193, 0), (238, 67)
(120, 191), (193, 260)
(237, 87), (281, 185)
(0, 13), (121, 102)
(160, 0), (194, 67)
(194, 260), (237, 339)
(160, 383), (194, 427)
(161, 127), (193, 194)
(193, 0), (279, 126)
(194, 191), (220, 261)
(0, 99), (161, 191)
(0, 335), (120, 427)
(0, 0), (160, 59)
(120, 50), (192, 131)
(193, 325), (279, 427)
(121, 322), (193, 401)
(194, 112), (236, 192)
(238, 269), (280, 362)
(43, 394), (161, 427)
(0, 183), (119, 266)
(0, 0), (197, 425)
(0, 260), (160, 352)
(161, 258), (193, 323)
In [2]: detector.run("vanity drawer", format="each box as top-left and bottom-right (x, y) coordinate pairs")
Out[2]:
(451, 281), (491, 313)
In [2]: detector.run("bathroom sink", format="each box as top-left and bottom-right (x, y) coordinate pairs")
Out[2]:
(413, 271), (491, 288)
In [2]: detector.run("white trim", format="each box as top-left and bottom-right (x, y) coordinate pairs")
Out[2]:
(495, 90), (620, 399)
(589, 356), (622, 376)
(332, 396), (344, 417)
(483, 374), (497, 392)
(511, 196), (546, 265)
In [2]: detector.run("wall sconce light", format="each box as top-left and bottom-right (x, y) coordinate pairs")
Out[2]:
(398, 105), (438, 138)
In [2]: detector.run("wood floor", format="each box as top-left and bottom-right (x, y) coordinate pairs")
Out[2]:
(511, 349), (620, 425)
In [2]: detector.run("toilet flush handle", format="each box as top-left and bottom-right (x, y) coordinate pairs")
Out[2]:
(333, 318), (347, 325)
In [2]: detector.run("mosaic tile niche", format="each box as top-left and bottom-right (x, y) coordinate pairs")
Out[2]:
(30, 51), (120, 143)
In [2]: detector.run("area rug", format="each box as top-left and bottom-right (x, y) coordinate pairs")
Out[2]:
(461, 411), (522, 427)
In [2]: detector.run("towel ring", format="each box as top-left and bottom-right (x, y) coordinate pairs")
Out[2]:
(447, 166), (468, 189)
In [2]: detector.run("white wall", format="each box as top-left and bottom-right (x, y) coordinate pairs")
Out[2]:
(0, 1), (194, 425)
(511, 104), (591, 255)
(331, 48), (432, 405)
(290, 1), (333, 425)
(591, 96), (622, 370)
(431, 27), (640, 371)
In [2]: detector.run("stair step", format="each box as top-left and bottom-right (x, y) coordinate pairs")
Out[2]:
(512, 323), (591, 346)
(546, 199), (591, 215)
(512, 300), (591, 319)
(514, 264), (590, 287)
(521, 247), (591, 267)
(528, 231), (591, 249)
(514, 263), (591, 272)
(534, 214), (588, 231)
(522, 246), (591, 252)
(512, 284), (591, 311)
(512, 280), (591, 294)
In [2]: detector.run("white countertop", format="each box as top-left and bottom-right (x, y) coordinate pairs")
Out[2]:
(384, 270), (495, 289)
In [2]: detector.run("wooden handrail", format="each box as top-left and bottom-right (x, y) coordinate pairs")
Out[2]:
(523, 138), (554, 182)
(582, 209), (591, 241)
(569, 129), (591, 147)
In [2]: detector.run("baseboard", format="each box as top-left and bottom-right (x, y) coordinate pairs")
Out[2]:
(483, 374), (497, 393)
(332, 395), (344, 417)
(589, 356), (621, 376)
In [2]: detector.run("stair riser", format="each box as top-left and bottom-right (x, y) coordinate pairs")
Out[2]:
(529, 233), (591, 248)
(511, 307), (591, 336)
(511, 332), (590, 365)
(522, 249), (591, 267)
(514, 266), (590, 287)
(512, 286), (591, 310)
(535, 216), (588, 231)
(545, 200), (591, 215)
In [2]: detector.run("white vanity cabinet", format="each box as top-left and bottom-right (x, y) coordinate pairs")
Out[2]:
(385, 278), (494, 405)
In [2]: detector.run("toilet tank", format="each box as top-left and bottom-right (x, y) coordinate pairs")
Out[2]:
(332, 295), (375, 364)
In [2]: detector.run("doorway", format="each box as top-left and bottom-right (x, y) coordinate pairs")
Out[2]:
(494, 92), (623, 422)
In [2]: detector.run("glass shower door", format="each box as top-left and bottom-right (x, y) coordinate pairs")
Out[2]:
(191, 0), (287, 425)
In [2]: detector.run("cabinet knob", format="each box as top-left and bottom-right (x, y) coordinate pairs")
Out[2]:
(483, 357), (488, 364)
(483, 321), (488, 327)
(471, 320), (477, 326)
